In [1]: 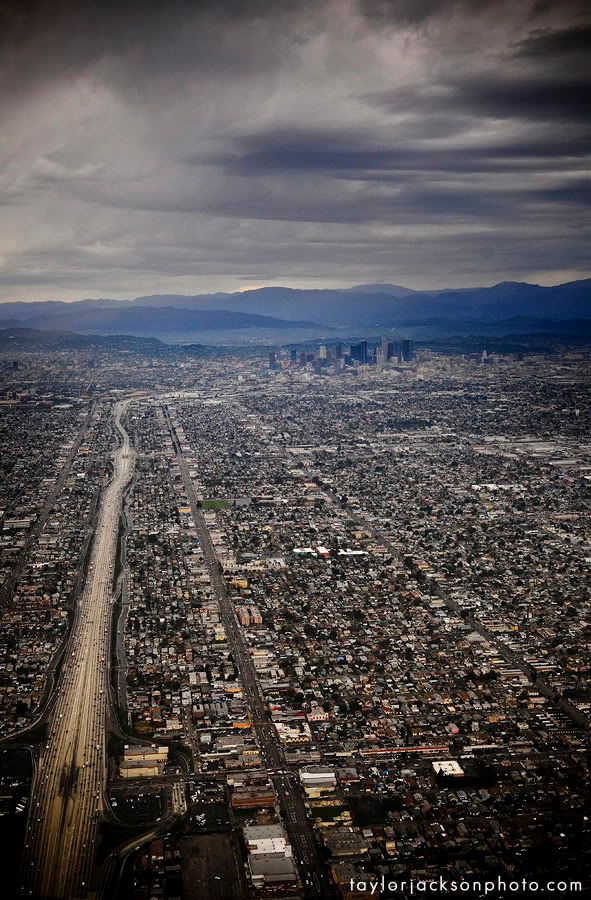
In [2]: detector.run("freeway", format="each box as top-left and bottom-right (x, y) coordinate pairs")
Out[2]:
(21, 400), (135, 899)
(162, 405), (332, 899)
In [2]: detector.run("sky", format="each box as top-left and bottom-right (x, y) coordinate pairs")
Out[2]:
(0, 0), (589, 300)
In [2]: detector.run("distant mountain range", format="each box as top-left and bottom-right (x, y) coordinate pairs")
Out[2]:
(0, 305), (318, 331)
(0, 278), (589, 341)
(0, 327), (166, 352)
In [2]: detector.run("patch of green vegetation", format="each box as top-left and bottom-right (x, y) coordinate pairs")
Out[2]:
(200, 499), (229, 510)
(129, 718), (154, 737)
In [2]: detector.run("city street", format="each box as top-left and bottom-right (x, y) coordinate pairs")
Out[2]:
(163, 404), (332, 898)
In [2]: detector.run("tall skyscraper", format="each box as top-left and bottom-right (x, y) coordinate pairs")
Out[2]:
(350, 341), (368, 365)
(401, 340), (414, 362)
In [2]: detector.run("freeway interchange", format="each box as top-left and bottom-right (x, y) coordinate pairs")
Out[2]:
(21, 401), (135, 899)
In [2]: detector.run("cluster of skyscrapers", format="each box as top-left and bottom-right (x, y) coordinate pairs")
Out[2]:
(270, 337), (415, 370)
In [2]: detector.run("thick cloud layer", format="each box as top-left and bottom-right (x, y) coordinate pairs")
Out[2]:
(0, 0), (589, 298)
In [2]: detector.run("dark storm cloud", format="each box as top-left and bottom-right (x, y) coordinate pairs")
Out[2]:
(512, 22), (591, 59)
(457, 77), (590, 122)
(531, 179), (591, 205)
(359, 0), (591, 28)
(1, 0), (588, 86)
(0, 0), (589, 298)
(0, 0), (312, 103)
(211, 125), (591, 171)
(199, 131), (397, 174)
(369, 75), (591, 123)
(358, 0), (512, 25)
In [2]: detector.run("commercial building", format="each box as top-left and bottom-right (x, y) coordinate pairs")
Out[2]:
(243, 824), (297, 886)
(119, 744), (169, 779)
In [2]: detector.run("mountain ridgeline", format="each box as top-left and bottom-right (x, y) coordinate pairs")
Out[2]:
(0, 278), (589, 341)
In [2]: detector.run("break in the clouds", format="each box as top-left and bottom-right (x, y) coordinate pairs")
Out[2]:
(0, 0), (589, 299)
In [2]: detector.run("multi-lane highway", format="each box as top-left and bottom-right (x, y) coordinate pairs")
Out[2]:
(21, 400), (135, 898)
(163, 405), (332, 898)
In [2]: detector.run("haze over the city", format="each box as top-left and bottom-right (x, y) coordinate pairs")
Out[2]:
(0, 0), (589, 302)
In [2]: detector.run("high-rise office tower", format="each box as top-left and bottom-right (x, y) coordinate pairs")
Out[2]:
(401, 339), (414, 362)
(350, 341), (368, 365)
